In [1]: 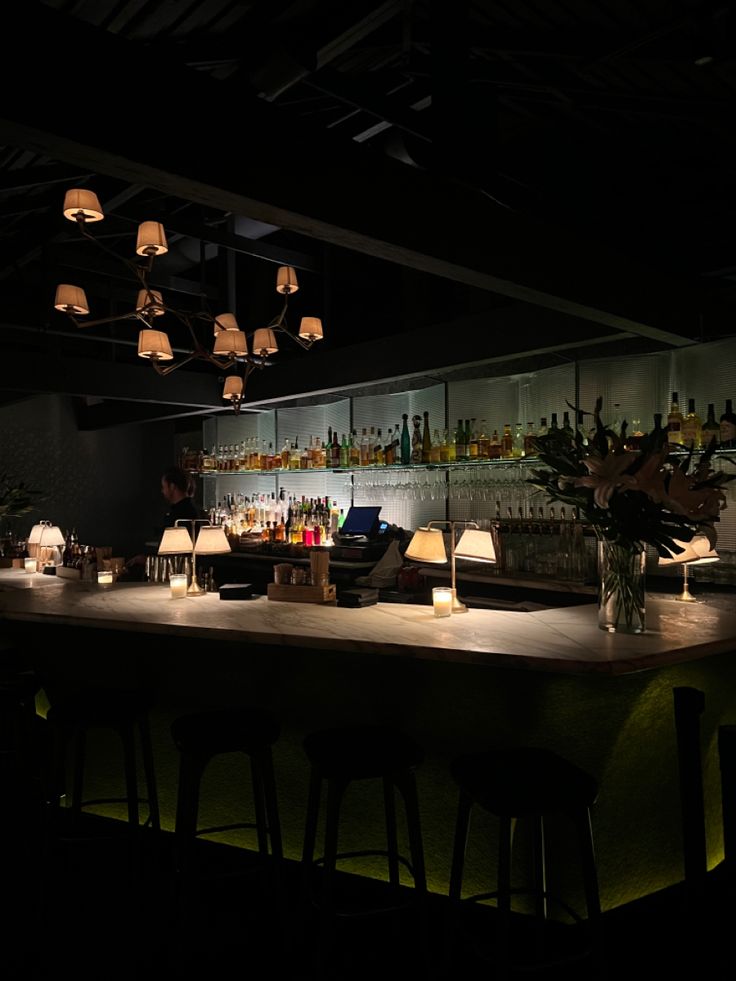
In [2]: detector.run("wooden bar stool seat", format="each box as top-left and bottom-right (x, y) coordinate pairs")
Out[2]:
(46, 687), (160, 833)
(300, 723), (428, 969)
(447, 746), (601, 975)
(170, 706), (282, 883)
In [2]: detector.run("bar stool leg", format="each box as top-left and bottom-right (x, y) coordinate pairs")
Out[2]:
(445, 789), (472, 969)
(138, 712), (160, 831)
(383, 775), (400, 889)
(119, 723), (140, 828)
(301, 766), (322, 904)
(174, 751), (209, 874)
(531, 815), (547, 960)
(249, 753), (270, 859)
(259, 747), (283, 864)
(395, 769), (430, 971)
(497, 814), (514, 976)
(71, 728), (86, 821)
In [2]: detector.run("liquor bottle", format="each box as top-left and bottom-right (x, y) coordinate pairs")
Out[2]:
(538, 417), (548, 439)
(610, 403), (624, 436)
(477, 420), (490, 459)
(512, 423), (524, 458)
(523, 421), (536, 456)
(575, 411), (589, 446)
(330, 429), (340, 468)
(280, 437), (291, 469)
(562, 411), (574, 439)
(360, 428), (370, 467)
(439, 429), (450, 463)
(384, 428), (394, 466)
(701, 403), (720, 448)
(340, 432), (350, 468)
(666, 391), (684, 445)
(501, 423), (513, 458)
(349, 429), (361, 468)
(549, 412), (559, 433)
(489, 429), (502, 459)
(374, 428), (384, 466)
(400, 414), (411, 465)
(411, 415), (423, 464)
(455, 418), (467, 460)
(468, 419), (479, 459)
(721, 398), (736, 449)
(422, 411), (432, 464)
(681, 399), (702, 450)
(464, 419), (472, 460)
(431, 428), (442, 464)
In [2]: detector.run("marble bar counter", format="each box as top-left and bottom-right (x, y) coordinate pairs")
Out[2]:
(1, 569), (735, 675)
(2, 567), (736, 916)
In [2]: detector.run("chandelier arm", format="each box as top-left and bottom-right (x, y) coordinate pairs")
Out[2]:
(149, 351), (200, 377)
(66, 311), (140, 330)
(74, 217), (145, 279)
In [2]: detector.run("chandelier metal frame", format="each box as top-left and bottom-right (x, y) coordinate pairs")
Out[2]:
(52, 189), (324, 412)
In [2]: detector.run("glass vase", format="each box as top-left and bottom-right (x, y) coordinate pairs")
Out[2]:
(597, 540), (646, 634)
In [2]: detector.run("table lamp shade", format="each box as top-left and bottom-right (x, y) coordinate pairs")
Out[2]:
(455, 529), (496, 563)
(405, 527), (447, 564)
(28, 524), (44, 545)
(659, 536), (719, 566)
(194, 526), (231, 555)
(38, 525), (65, 548)
(158, 527), (194, 554)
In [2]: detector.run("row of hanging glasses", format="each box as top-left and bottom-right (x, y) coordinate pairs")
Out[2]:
(348, 464), (543, 512)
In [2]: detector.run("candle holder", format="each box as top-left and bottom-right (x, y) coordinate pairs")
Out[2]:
(24, 557), (37, 574)
(432, 586), (453, 617)
(97, 570), (113, 587)
(169, 573), (188, 599)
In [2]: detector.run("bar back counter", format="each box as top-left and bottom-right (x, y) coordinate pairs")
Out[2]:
(2, 569), (736, 917)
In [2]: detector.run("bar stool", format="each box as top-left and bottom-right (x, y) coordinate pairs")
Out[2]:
(446, 746), (600, 975)
(170, 706), (282, 885)
(46, 687), (160, 836)
(299, 723), (428, 969)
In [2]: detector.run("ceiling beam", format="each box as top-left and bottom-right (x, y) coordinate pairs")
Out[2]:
(0, 345), (224, 409)
(0, 3), (712, 349)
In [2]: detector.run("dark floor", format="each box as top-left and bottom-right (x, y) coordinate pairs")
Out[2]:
(4, 803), (734, 980)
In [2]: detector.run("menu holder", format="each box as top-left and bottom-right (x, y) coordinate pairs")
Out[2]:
(267, 582), (336, 604)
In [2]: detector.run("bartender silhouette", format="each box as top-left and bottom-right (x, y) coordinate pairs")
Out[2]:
(160, 466), (200, 528)
(121, 466), (201, 578)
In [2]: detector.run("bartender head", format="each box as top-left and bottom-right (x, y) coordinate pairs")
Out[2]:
(161, 466), (200, 527)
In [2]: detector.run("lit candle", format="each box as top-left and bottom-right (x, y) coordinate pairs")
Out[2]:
(24, 558), (37, 574)
(97, 570), (113, 586)
(170, 574), (188, 599)
(432, 586), (453, 618)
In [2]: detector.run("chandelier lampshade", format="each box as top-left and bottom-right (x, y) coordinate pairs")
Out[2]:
(138, 329), (174, 361)
(276, 266), (299, 294)
(136, 221), (168, 256)
(135, 288), (164, 315)
(213, 330), (248, 357)
(253, 328), (279, 355)
(54, 284), (89, 315)
(63, 188), (104, 222)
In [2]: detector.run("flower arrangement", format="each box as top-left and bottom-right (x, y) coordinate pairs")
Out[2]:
(527, 398), (734, 559)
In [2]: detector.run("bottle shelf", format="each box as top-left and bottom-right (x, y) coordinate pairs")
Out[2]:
(189, 446), (734, 478)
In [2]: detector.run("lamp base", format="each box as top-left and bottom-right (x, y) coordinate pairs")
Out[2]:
(187, 579), (204, 596)
(676, 587), (698, 603)
(451, 588), (468, 613)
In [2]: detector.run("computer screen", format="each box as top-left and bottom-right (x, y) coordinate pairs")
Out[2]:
(340, 506), (381, 536)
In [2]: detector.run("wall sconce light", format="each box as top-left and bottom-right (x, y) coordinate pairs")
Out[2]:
(54, 189), (325, 412)
(405, 520), (496, 613)
(158, 519), (231, 595)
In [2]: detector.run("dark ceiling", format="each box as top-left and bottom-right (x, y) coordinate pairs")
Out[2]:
(2, 0), (735, 428)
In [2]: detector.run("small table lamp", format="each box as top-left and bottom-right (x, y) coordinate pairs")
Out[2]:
(29, 520), (66, 568)
(658, 536), (719, 602)
(405, 520), (496, 613)
(158, 520), (231, 595)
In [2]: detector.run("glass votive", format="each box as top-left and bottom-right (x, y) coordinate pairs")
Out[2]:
(432, 586), (453, 618)
(170, 573), (188, 599)
(24, 558), (37, 574)
(97, 570), (113, 587)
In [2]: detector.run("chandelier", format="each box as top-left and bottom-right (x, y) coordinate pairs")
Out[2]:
(52, 189), (324, 412)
